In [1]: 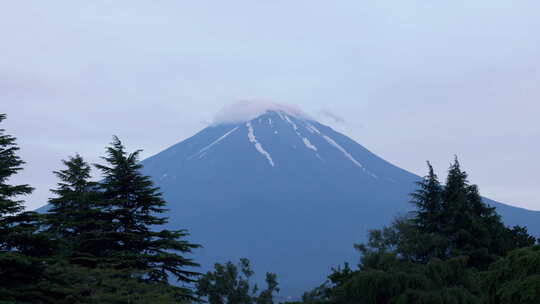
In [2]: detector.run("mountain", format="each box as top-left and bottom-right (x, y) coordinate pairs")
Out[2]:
(139, 106), (540, 299)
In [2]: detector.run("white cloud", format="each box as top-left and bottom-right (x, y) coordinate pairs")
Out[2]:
(212, 100), (308, 124)
(319, 109), (347, 124)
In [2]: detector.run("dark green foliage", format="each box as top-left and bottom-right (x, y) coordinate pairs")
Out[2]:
(94, 136), (201, 286)
(482, 245), (540, 304)
(0, 116), (201, 302)
(197, 258), (280, 304)
(331, 257), (481, 304)
(437, 158), (508, 269)
(356, 216), (450, 266)
(35, 262), (191, 304)
(410, 161), (443, 234)
(0, 114), (52, 303)
(46, 154), (99, 238)
(331, 240), (483, 304)
(23, 135), (201, 302)
(2, 259), (190, 304)
(0, 113), (38, 254)
(0, 252), (47, 303)
(45, 154), (106, 265)
(0, 114), (33, 218)
(34, 137), (201, 303)
(296, 158), (538, 304)
(379, 158), (523, 270)
(505, 225), (537, 249)
(256, 272), (279, 304)
(298, 283), (333, 304)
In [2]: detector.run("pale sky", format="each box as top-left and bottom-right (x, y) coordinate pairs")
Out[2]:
(2, 1), (539, 211)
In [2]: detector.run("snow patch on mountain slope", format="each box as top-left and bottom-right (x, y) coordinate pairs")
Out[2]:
(188, 127), (239, 159)
(276, 111), (287, 121)
(246, 122), (275, 167)
(284, 115), (299, 131)
(305, 124), (322, 134)
(322, 134), (363, 168)
(303, 138), (317, 151)
(304, 123), (376, 177)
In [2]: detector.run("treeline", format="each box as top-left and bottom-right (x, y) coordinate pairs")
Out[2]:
(288, 161), (539, 304)
(0, 114), (280, 303)
(0, 113), (202, 303)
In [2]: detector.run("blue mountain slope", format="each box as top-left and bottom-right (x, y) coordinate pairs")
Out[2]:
(139, 110), (540, 298)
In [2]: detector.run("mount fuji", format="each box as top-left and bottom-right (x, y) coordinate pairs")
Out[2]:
(136, 104), (540, 298)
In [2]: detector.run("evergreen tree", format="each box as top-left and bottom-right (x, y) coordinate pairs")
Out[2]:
(0, 113), (51, 302)
(410, 161), (443, 234)
(35, 261), (191, 304)
(313, 158), (538, 304)
(40, 149), (202, 303)
(439, 158), (508, 269)
(45, 154), (105, 266)
(94, 136), (200, 292)
(506, 225), (536, 249)
(0, 113), (34, 247)
(361, 158), (526, 269)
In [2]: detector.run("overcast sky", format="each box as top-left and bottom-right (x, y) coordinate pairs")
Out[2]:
(2, 1), (539, 211)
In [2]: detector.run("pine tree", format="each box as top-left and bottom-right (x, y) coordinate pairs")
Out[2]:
(36, 261), (192, 304)
(312, 158), (537, 304)
(506, 225), (536, 249)
(94, 136), (200, 291)
(0, 113), (34, 244)
(410, 161), (443, 233)
(0, 113), (51, 302)
(45, 154), (106, 266)
(440, 158), (507, 269)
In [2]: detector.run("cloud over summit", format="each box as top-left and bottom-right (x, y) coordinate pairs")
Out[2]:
(212, 100), (308, 124)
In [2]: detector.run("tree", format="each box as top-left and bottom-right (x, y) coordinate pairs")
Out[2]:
(410, 161), (443, 234)
(349, 223), (482, 304)
(329, 257), (481, 304)
(197, 258), (280, 304)
(313, 159), (538, 304)
(298, 282), (333, 304)
(256, 272), (280, 304)
(439, 158), (510, 269)
(46, 154), (98, 238)
(38, 143), (201, 303)
(506, 225), (536, 249)
(0, 113), (34, 249)
(35, 262), (191, 304)
(45, 154), (105, 265)
(355, 215), (449, 266)
(94, 136), (200, 295)
(0, 113), (51, 302)
(482, 245), (540, 304)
